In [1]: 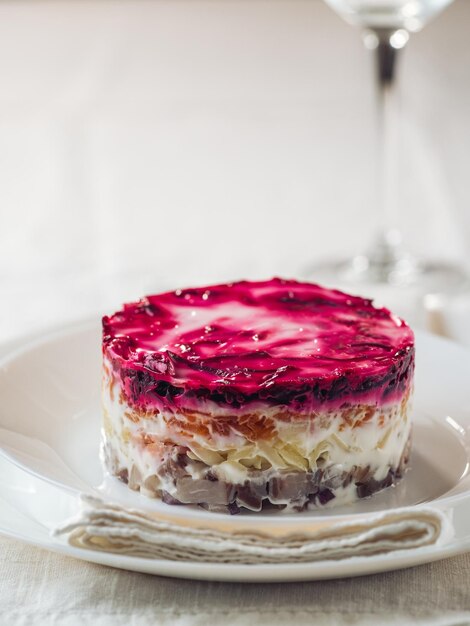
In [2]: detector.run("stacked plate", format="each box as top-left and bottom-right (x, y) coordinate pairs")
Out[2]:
(0, 321), (469, 582)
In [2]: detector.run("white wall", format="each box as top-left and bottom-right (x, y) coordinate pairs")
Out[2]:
(1, 0), (469, 340)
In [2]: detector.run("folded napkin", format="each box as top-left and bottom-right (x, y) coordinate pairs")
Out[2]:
(53, 495), (451, 564)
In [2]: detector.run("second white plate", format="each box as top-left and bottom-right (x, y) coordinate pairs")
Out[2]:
(0, 321), (470, 579)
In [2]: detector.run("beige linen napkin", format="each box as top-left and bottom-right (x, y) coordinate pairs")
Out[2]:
(53, 495), (451, 564)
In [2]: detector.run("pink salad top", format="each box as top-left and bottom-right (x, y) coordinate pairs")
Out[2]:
(102, 278), (414, 411)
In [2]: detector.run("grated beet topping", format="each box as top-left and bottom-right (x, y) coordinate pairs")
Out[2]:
(103, 278), (414, 412)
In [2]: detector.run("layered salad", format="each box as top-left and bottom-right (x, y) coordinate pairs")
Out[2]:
(102, 278), (414, 513)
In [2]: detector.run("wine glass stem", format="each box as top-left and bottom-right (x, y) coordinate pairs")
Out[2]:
(368, 30), (406, 271)
(375, 29), (398, 86)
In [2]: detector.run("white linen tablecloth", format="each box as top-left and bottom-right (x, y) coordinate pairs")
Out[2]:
(1, 533), (470, 626)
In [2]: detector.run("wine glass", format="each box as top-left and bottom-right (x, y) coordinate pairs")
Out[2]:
(307, 0), (465, 302)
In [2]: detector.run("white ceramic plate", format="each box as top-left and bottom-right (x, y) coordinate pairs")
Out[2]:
(0, 321), (470, 581)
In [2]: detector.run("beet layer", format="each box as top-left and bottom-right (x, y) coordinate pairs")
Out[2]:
(103, 278), (414, 413)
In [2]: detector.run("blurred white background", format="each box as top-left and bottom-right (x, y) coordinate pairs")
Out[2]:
(1, 0), (469, 342)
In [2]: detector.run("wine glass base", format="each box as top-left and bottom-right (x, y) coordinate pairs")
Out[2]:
(307, 255), (466, 290)
(303, 256), (468, 327)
